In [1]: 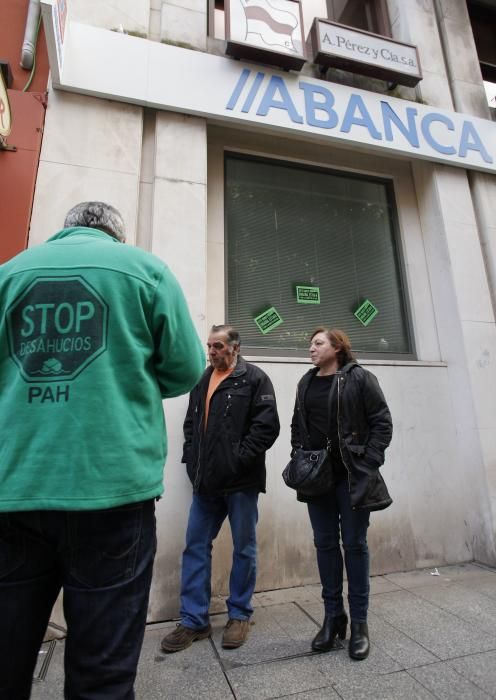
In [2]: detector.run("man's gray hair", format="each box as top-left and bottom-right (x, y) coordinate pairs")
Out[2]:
(64, 202), (126, 242)
(211, 324), (240, 346)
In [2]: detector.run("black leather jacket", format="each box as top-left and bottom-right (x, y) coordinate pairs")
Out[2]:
(291, 362), (393, 510)
(183, 356), (280, 495)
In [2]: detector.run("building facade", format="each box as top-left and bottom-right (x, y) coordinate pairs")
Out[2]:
(3, 0), (496, 622)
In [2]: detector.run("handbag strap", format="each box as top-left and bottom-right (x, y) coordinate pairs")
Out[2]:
(296, 390), (311, 446)
(325, 374), (338, 450)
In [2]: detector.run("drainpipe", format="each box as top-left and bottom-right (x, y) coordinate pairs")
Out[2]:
(20, 0), (41, 70)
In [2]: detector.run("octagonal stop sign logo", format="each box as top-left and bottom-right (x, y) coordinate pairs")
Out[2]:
(7, 276), (109, 382)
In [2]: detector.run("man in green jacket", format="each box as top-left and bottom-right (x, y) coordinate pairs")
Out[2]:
(0, 202), (205, 699)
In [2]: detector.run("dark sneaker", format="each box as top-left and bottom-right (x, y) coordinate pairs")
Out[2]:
(222, 619), (250, 649)
(161, 623), (211, 653)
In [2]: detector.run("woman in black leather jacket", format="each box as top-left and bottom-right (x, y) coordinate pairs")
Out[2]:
(291, 327), (393, 660)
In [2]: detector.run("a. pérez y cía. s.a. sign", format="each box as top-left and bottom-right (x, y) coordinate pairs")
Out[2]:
(308, 19), (421, 88)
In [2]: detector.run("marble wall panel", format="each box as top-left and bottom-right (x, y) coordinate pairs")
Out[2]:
(40, 89), (142, 175)
(69, 0), (150, 34)
(150, 178), (207, 330)
(29, 161), (139, 245)
(155, 112), (207, 184)
(160, 2), (207, 49)
(440, 17), (485, 87)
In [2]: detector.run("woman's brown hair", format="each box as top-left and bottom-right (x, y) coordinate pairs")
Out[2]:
(310, 327), (355, 367)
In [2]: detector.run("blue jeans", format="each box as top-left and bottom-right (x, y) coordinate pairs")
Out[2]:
(0, 501), (156, 700)
(180, 490), (259, 629)
(307, 479), (370, 623)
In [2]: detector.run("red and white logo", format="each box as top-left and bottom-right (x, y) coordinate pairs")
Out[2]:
(241, 0), (300, 53)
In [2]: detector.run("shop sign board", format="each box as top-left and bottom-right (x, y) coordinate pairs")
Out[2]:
(40, 20), (496, 175)
(40, 0), (68, 83)
(0, 70), (12, 138)
(308, 19), (421, 87)
(225, 0), (306, 71)
(54, 0), (68, 71)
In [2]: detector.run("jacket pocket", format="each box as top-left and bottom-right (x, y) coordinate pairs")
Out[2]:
(346, 442), (383, 470)
(223, 386), (251, 417)
(224, 437), (242, 474)
(186, 459), (196, 486)
(346, 443), (366, 457)
(68, 502), (148, 588)
(214, 435), (244, 486)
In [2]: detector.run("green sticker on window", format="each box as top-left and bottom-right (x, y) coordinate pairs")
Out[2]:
(254, 307), (283, 334)
(354, 299), (378, 326)
(296, 286), (320, 304)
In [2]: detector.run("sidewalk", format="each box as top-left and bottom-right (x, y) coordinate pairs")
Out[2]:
(32, 563), (496, 699)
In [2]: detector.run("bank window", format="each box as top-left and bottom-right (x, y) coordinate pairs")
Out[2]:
(225, 154), (413, 357)
(467, 1), (496, 110)
(326, 0), (391, 36)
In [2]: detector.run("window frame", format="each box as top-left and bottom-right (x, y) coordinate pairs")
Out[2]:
(326, 0), (392, 38)
(208, 0), (221, 38)
(223, 150), (416, 361)
(209, 0), (392, 41)
(467, 0), (496, 83)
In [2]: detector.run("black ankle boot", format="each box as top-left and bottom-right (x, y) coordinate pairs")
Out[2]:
(349, 621), (369, 660)
(311, 613), (348, 652)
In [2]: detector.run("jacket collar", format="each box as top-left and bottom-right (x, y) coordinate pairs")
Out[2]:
(47, 227), (121, 243)
(231, 355), (248, 377)
(295, 361), (358, 430)
(200, 354), (247, 387)
(297, 360), (358, 391)
(339, 361), (358, 375)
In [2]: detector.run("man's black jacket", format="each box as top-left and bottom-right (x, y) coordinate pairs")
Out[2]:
(183, 356), (280, 494)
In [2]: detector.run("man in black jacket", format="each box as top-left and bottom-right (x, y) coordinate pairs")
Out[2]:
(161, 325), (280, 652)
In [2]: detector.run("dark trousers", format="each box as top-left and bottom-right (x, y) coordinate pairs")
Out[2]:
(0, 500), (156, 700)
(307, 479), (370, 622)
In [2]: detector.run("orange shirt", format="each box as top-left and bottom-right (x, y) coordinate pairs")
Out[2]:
(205, 367), (234, 428)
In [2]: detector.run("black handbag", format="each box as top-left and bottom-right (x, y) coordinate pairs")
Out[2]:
(282, 444), (333, 497)
(283, 376), (337, 497)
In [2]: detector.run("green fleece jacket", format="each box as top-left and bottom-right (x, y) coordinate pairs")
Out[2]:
(0, 227), (205, 511)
